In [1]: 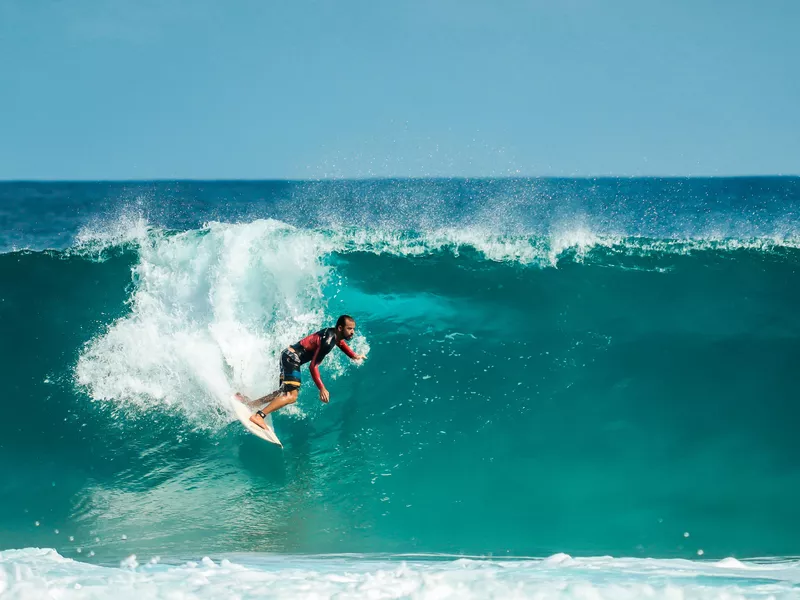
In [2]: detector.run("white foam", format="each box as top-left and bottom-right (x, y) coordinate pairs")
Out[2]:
(324, 225), (800, 267)
(73, 212), (153, 258)
(716, 557), (747, 569)
(74, 219), (360, 428)
(2, 549), (800, 600)
(542, 552), (576, 566)
(323, 225), (609, 266)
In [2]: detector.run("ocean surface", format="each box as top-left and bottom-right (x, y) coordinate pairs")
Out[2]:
(1, 178), (799, 598)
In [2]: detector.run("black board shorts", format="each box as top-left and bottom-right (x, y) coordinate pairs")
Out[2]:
(279, 349), (302, 392)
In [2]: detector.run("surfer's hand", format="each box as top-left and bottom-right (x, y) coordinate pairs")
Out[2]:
(355, 354), (367, 361)
(320, 388), (330, 403)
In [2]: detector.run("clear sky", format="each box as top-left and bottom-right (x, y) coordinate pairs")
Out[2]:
(1, 0), (798, 180)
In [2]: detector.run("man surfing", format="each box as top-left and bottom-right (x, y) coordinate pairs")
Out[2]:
(235, 315), (366, 430)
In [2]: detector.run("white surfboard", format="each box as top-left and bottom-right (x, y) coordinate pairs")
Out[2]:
(231, 395), (283, 447)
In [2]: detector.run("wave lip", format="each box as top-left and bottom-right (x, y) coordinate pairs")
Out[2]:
(68, 213), (800, 266)
(326, 226), (800, 264)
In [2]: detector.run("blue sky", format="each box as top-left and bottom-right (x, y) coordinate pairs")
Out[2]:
(1, 0), (798, 179)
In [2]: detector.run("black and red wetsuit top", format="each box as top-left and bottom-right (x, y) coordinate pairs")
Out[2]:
(290, 328), (358, 390)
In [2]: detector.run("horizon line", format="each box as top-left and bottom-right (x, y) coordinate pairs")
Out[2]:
(1, 174), (799, 184)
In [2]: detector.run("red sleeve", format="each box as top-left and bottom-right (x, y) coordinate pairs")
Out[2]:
(310, 340), (324, 390)
(337, 339), (358, 359)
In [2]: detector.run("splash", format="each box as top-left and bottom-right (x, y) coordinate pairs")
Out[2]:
(75, 220), (344, 427)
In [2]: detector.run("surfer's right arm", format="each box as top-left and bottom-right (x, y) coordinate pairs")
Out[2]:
(337, 339), (366, 361)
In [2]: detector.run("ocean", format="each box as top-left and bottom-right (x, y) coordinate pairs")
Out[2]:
(1, 178), (799, 598)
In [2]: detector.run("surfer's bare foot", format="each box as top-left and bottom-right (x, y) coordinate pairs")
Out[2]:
(249, 412), (268, 430)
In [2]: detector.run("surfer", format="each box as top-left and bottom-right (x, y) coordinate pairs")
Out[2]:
(236, 315), (366, 430)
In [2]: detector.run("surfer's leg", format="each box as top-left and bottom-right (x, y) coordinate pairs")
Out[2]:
(253, 389), (283, 407)
(249, 389), (298, 430)
(234, 391), (281, 409)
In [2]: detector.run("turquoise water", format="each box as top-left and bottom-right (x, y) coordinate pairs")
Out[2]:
(1, 179), (799, 597)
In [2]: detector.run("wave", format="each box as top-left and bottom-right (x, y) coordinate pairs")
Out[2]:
(1, 217), (799, 561)
(67, 219), (800, 425)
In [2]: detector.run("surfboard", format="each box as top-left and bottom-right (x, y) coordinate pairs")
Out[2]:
(231, 395), (283, 447)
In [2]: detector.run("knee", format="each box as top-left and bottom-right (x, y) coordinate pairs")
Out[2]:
(286, 390), (299, 404)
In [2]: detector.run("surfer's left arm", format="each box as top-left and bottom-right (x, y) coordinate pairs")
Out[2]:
(337, 339), (366, 361)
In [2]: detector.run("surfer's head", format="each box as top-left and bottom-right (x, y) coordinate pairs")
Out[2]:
(336, 314), (356, 340)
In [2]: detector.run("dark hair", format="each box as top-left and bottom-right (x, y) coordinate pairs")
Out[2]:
(336, 314), (355, 328)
